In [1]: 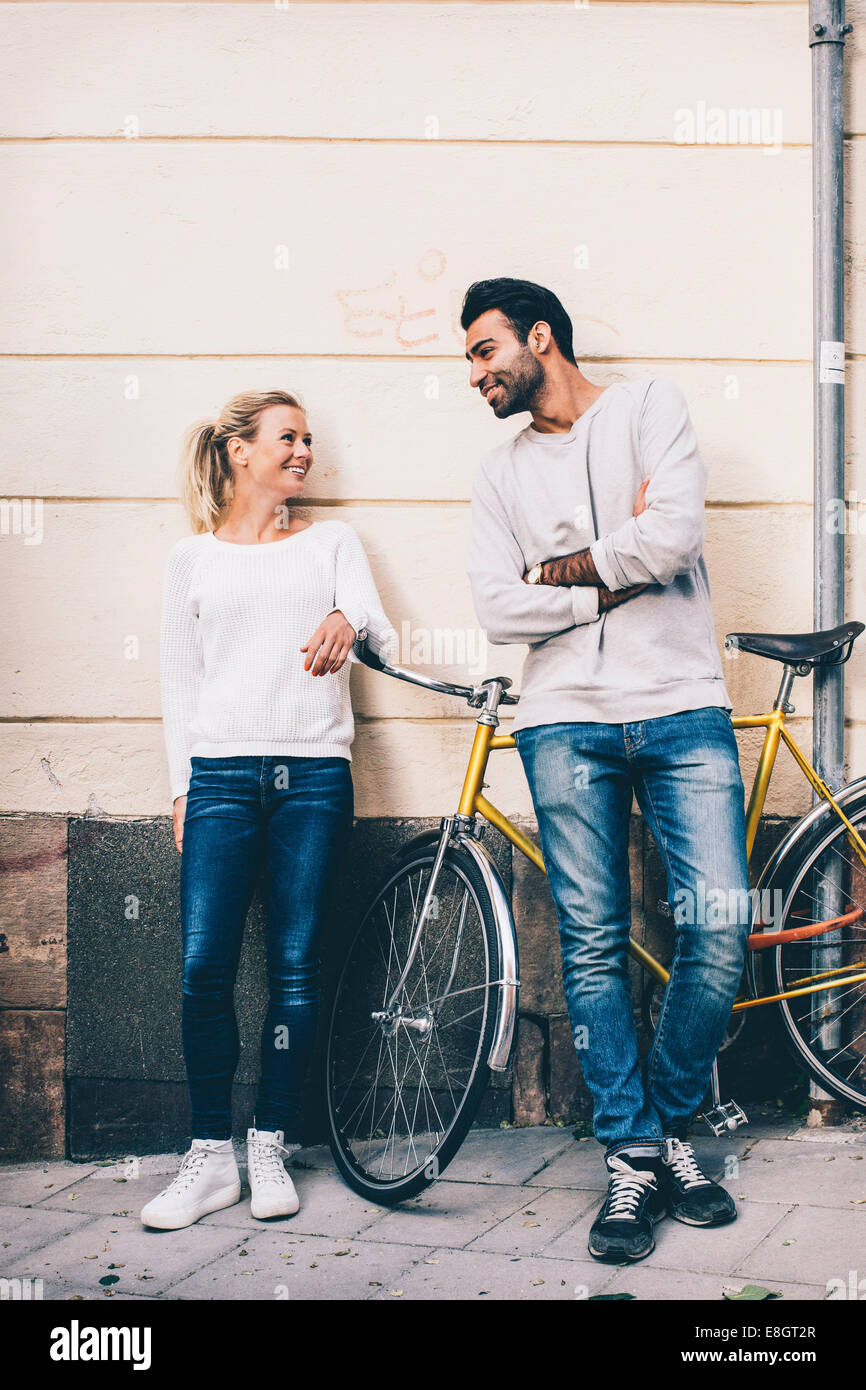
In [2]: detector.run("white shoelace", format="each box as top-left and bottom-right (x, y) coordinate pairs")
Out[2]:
(664, 1138), (711, 1190)
(604, 1155), (659, 1220)
(248, 1136), (296, 1187)
(163, 1146), (211, 1194)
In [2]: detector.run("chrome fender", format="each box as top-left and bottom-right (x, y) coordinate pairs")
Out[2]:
(395, 828), (519, 1071)
(452, 832), (520, 1072)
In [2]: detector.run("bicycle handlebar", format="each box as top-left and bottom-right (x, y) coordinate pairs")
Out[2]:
(352, 636), (520, 707)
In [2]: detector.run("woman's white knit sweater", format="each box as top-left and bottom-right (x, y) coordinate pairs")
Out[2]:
(159, 519), (399, 801)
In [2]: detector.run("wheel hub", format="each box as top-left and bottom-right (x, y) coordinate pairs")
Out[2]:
(371, 1005), (435, 1038)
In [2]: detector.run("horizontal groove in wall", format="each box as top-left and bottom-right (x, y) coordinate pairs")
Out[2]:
(14, 2), (812, 7)
(0, 713), (826, 727)
(0, 136), (823, 149)
(0, 354), (829, 364)
(0, 496), (824, 509)
(19, 2), (812, 7)
(0, 496), (467, 506)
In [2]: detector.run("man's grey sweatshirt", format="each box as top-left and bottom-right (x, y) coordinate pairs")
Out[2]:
(466, 377), (732, 732)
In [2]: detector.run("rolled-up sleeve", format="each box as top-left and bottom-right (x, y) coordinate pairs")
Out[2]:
(589, 378), (707, 591)
(467, 460), (600, 646)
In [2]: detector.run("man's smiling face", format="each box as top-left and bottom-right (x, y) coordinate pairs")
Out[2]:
(464, 308), (546, 418)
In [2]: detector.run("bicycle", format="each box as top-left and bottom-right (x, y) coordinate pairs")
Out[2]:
(325, 620), (866, 1203)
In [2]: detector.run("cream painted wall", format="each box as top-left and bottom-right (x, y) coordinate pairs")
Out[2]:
(1, 0), (864, 819)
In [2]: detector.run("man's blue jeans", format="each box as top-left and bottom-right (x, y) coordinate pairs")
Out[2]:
(514, 707), (751, 1161)
(180, 754), (354, 1141)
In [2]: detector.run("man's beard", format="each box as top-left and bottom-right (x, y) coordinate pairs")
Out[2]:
(484, 348), (545, 417)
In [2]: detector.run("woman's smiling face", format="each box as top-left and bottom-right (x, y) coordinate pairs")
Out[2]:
(229, 404), (313, 495)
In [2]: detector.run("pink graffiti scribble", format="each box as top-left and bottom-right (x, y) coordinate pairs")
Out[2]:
(337, 250), (449, 349)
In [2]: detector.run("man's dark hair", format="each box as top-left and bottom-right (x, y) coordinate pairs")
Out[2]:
(460, 278), (577, 366)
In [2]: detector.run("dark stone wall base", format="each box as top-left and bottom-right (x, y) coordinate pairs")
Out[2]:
(68, 1076), (511, 1161)
(0, 809), (822, 1161)
(0, 1009), (66, 1161)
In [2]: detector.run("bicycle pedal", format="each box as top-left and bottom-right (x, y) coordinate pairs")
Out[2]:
(698, 1099), (749, 1136)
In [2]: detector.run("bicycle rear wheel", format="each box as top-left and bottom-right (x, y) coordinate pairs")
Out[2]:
(769, 792), (866, 1110)
(325, 842), (502, 1203)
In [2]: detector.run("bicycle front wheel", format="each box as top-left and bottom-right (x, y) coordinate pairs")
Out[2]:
(769, 792), (866, 1110)
(325, 842), (502, 1203)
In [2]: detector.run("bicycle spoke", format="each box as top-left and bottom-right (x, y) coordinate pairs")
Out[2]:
(803, 982), (866, 1044)
(333, 1022), (386, 1104)
(436, 1003), (486, 1032)
(402, 1027), (448, 1135)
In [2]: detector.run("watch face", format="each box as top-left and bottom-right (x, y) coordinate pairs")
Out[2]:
(529, 564), (542, 583)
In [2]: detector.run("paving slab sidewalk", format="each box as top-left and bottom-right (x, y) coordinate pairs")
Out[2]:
(2, 1114), (865, 1302)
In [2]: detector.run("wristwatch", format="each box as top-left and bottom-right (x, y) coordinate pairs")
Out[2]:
(526, 563), (544, 585)
(356, 627), (368, 641)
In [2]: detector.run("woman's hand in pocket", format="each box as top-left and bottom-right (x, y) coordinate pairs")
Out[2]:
(173, 795), (187, 854)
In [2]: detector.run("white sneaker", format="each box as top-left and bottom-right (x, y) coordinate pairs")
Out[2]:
(246, 1127), (300, 1219)
(140, 1139), (241, 1230)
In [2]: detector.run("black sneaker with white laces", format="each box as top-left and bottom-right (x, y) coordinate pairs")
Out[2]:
(660, 1136), (738, 1226)
(587, 1153), (667, 1263)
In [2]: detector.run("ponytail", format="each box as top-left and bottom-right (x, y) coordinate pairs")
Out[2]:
(177, 389), (303, 534)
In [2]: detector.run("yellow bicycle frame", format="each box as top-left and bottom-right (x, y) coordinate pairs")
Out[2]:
(455, 708), (866, 1009)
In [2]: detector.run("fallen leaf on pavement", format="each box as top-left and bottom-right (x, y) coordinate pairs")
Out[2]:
(723, 1284), (782, 1301)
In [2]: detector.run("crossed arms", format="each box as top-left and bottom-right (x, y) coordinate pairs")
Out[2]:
(466, 379), (708, 646)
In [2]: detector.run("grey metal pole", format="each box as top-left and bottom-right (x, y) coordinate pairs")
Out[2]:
(810, 0), (850, 793)
(808, 0), (851, 1120)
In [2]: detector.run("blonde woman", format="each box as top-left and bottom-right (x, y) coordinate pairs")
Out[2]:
(142, 390), (398, 1230)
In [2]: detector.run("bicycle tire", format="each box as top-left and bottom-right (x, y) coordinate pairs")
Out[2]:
(325, 842), (503, 1204)
(767, 790), (866, 1110)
